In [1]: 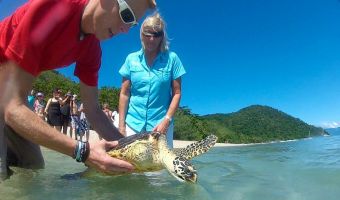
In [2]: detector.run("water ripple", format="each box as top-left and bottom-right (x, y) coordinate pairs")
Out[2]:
(2, 135), (340, 199)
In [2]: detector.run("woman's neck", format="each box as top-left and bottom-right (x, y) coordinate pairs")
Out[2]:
(144, 50), (159, 67)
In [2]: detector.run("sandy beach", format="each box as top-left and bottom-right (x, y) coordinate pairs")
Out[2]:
(86, 130), (247, 148)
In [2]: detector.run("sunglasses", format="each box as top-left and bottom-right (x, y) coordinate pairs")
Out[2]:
(142, 31), (164, 38)
(117, 0), (138, 26)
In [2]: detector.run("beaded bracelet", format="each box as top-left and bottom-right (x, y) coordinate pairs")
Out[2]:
(74, 141), (90, 163)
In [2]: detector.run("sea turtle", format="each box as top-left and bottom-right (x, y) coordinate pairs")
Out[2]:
(106, 131), (218, 183)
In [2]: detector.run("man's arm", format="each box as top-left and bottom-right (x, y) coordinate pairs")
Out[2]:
(0, 61), (133, 173)
(79, 81), (124, 141)
(2, 62), (76, 156)
(118, 78), (131, 136)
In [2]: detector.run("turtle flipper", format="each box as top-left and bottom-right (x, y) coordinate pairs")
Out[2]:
(175, 135), (218, 160)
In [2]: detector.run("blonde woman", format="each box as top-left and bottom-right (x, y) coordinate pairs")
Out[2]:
(118, 12), (186, 148)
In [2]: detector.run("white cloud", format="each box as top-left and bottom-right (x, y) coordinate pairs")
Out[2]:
(320, 121), (340, 129)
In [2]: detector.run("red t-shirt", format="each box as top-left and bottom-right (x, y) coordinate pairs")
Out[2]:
(0, 0), (101, 86)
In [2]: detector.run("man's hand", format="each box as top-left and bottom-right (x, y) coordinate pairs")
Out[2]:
(85, 140), (134, 174)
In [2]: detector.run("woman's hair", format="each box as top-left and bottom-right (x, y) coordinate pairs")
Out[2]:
(52, 88), (60, 94)
(103, 103), (109, 109)
(140, 12), (169, 52)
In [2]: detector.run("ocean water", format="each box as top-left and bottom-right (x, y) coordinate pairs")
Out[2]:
(1, 134), (340, 200)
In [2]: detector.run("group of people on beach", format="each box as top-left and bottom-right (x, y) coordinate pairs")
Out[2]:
(0, 0), (185, 181)
(28, 89), (91, 141)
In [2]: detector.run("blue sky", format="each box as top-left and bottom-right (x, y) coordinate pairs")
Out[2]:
(1, 0), (340, 128)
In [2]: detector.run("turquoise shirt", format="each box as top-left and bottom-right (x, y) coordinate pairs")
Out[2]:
(27, 95), (35, 110)
(119, 49), (186, 132)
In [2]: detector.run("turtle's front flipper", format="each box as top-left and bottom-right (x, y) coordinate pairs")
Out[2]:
(175, 135), (218, 160)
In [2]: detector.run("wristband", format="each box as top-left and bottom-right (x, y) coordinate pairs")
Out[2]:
(83, 142), (90, 162)
(165, 115), (172, 122)
(73, 141), (90, 163)
(75, 141), (82, 161)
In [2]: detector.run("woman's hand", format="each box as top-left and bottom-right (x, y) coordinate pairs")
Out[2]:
(85, 140), (134, 174)
(153, 119), (170, 134)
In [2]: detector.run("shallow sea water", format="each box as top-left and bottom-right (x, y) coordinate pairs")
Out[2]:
(1, 134), (340, 200)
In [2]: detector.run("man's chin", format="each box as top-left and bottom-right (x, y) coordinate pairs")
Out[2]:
(95, 33), (112, 41)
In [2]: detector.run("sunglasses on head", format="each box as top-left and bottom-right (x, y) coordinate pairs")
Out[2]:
(142, 30), (164, 38)
(117, 0), (138, 27)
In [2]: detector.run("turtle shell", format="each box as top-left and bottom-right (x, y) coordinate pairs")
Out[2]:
(109, 132), (161, 151)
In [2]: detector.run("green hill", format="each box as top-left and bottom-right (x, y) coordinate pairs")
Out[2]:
(174, 105), (326, 143)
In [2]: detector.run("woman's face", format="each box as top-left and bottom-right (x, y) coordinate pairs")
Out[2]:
(53, 91), (60, 98)
(141, 27), (163, 53)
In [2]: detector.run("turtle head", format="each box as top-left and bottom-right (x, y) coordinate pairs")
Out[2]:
(171, 156), (197, 183)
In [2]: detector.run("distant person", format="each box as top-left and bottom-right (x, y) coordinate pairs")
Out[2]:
(70, 94), (80, 140)
(60, 91), (72, 135)
(102, 103), (113, 123)
(113, 113), (120, 129)
(27, 89), (35, 111)
(34, 92), (46, 121)
(112, 106), (119, 127)
(45, 89), (65, 132)
(0, 0), (156, 181)
(78, 102), (90, 142)
(118, 13), (186, 148)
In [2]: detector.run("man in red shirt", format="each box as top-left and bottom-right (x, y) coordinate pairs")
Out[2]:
(0, 0), (156, 180)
